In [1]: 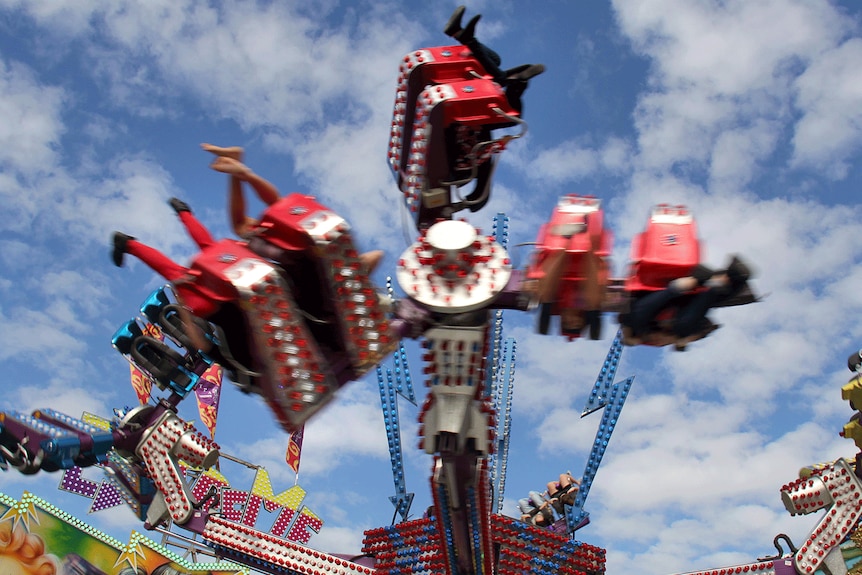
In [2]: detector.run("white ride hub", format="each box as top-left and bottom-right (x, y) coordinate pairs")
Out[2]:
(397, 220), (512, 313)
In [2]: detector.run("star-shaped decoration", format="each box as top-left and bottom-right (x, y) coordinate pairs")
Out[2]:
(0, 492), (41, 531)
(113, 532), (148, 572)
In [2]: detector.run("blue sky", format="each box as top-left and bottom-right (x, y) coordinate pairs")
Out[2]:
(2, 0), (862, 574)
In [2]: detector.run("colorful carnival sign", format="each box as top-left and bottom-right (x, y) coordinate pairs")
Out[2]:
(0, 491), (247, 575)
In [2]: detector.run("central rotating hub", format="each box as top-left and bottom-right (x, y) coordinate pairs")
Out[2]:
(396, 220), (512, 313)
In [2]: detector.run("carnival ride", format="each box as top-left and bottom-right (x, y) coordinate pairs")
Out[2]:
(5, 6), (850, 575)
(388, 43), (528, 231)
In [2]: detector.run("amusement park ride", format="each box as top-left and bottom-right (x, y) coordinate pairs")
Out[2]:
(2, 7), (858, 575)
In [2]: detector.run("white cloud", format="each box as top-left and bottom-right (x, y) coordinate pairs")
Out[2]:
(307, 525), (369, 557)
(0, 306), (87, 368)
(0, 0), (100, 38)
(220, 382), (390, 485)
(9, 379), (114, 417)
(709, 120), (780, 192)
(613, 0), (846, 94)
(791, 38), (862, 178)
(587, 402), (847, 573)
(301, 384), (392, 475)
(276, 119), (404, 243)
(77, 1), (421, 250)
(515, 136), (633, 186)
(530, 140), (601, 182)
(57, 1), (420, 135)
(0, 58), (65, 176)
(633, 86), (735, 172)
(611, 0), (855, 183)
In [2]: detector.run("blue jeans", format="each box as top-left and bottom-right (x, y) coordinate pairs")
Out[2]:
(626, 285), (726, 338)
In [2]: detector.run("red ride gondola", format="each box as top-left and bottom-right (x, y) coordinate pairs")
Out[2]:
(526, 195), (613, 340)
(528, 199), (757, 348)
(620, 204), (756, 349)
(113, 195), (397, 432)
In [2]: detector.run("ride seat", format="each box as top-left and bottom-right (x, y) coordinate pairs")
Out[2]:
(402, 78), (521, 225)
(432, 78), (519, 127)
(627, 204), (700, 290)
(184, 239), (256, 304)
(255, 194), (328, 252)
(529, 195), (611, 281)
(389, 46), (489, 181)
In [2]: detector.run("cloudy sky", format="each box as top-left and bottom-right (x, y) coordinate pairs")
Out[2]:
(2, 0), (862, 574)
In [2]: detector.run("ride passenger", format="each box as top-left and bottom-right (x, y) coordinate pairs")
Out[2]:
(443, 5), (545, 113)
(111, 199), (221, 318)
(517, 491), (554, 527)
(619, 255), (752, 349)
(547, 472), (580, 514)
(201, 144), (384, 273)
(112, 196), (385, 315)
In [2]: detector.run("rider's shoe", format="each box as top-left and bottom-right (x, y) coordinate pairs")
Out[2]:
(726, 255), (751, 284)
(169, 197), (192, 214)
(112, 232), (133, 267)
(455, 14), (480, 43)
(506, 64), (545, 83)
(444, 5), (466, 37)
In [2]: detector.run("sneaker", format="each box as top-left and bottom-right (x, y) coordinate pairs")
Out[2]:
(112, 232), (134, 267)
(169, 197), (191, 214)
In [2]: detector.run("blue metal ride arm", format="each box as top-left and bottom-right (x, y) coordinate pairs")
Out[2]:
(491, 337), (517, 514)
(393, 340), (417, 405)
(486, 213), (512, 511)
(563, 331), (633, 532)
(484, 212), (509, 400)
(493, 212), (510, 250)
(485, 213), (510, 401)
(567, 375), (635, 532)
(581, 330), (624, 416)
(377, 365), (414, 522)
(483, 311), (504, 506)
(0, 399), (188, 526)
(32, 408), (114, 465)
(387, 276), (417, 405)
(380, 276), (417, 522)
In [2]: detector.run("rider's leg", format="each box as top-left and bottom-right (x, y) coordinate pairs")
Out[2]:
(672, 287), (725, 338)
(170, 198), (215, 250)
(624, 284), (684, 336)
(673, 257), (751, 337)
(444, 9), (506, 81)
(113, 233), (188, 282)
